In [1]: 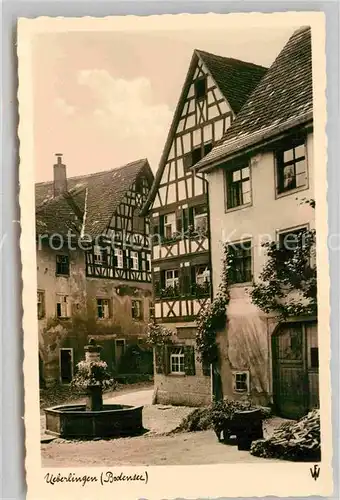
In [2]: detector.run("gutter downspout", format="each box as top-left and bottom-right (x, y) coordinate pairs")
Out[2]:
(194, 167), (221, 402)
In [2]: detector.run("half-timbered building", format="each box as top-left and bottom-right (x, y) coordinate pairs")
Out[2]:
(142, 50), (267, 405)
(36, 156), (154, 386)
(194, 27), (318, 419)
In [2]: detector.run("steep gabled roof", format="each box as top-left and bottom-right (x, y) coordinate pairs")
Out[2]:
(141, 50), (267, 215)
(196, 50), (267, 114)
(36, 158), (153, 239)
(195, 26), (313, 172)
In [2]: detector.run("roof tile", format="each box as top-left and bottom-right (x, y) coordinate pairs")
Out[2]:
(36, 159), (152, 239)
(195, 26), (313, 171)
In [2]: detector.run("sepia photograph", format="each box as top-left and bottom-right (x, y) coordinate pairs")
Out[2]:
(18, 12), (332, 499)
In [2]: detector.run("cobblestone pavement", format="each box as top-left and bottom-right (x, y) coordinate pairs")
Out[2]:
(41, 388), (288, 466)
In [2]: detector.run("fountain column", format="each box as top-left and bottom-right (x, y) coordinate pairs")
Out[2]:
(84, 339), (103, 411)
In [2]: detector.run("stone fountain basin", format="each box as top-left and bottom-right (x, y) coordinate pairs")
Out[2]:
(44, 404), (144, 439)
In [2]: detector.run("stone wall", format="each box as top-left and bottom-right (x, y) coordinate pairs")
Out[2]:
(37, 242), (153, 386)
(153, 337), (212, 407)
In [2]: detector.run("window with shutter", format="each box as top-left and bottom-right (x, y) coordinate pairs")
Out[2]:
(183, 208), (189, 233)
(184, 345), (196, 376)
(181, 267), (192, 296)
(154, 345), (169, 374)
(176, 212), (183, 233)
(153, 270), (161, 297)
(170, 347), (185, 374)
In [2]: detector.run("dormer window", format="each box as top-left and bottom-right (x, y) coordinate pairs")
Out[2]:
(194, 77), (207, 101)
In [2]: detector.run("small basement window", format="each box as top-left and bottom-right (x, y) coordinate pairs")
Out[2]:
(232, 371), (250, 393)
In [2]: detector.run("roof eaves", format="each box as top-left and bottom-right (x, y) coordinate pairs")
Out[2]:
(141, 52), (200, 216)
(195, 111), (313, 173)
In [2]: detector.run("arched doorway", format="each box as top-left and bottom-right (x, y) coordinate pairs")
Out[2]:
(272, 321), (318, 419)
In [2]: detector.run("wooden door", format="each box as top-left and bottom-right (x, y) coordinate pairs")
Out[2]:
(272, 323), (308, 419)
(60, 348), (73, 384)
(306, 322), (319, 410)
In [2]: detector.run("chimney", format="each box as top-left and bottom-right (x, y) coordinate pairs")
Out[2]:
(53, 153), (67, 197)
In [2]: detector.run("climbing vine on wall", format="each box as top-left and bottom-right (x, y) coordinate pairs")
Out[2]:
(250, 201), (317, 319)
(195, 243), (230, 364)
(146, 321), (173, 346)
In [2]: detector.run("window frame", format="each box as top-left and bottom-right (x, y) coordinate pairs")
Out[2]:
(130, 251), (139, 271)
(56, 254), (70, 276)
(170, 347), (185, 375)
(225, 164), (252, 211)
(131, 299), (143, 320)
(276, 224), (310, 264)
(37, 290), (45, 319)
(194, 76), (207, 101)
(232, 370), (250, 394)
(93, 245), (108, 265)
(165, 269), (179, 289)
(114, 248), (124, 269)
(227, 240), (253, 285)
(146, 253), (152, 271)
(193, 205), (208, 234)
(163, 212), (176, 239)
(56, 294), (70, 319)
(96, 298), (110, 319)
(275, 139), (309, 197)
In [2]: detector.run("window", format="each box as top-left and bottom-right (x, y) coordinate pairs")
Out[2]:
(170, 347), (185, 374)
(278, 227), (308, 263)
(149, 301), (155, 319)
(279, 227), (307, 251)
(56, 255), (69, 275)
(193, 205), (208, 234)
(190, 265), (210, 297)
(97, 298), (110, 319)
(131, 300), (143, 320)
(194, 77), (207, 101)
(56, 295), (70, 318)
(195, 265), (210, 286)
(165, 269), (179, 288)
(228, 241), (252, 284)
(133, 208), (144, 232)
(114, 248), (124, 268)
(226, 165), (251, 209)
(131, 251), (139, 270)
(93, 245), (108, 265)
(146, 253), (151, 271)
(233, 371), (250, 393)
(163, 213), (176, 239)
(276, 141), (307, 194)
(37, 290), (45, 319)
